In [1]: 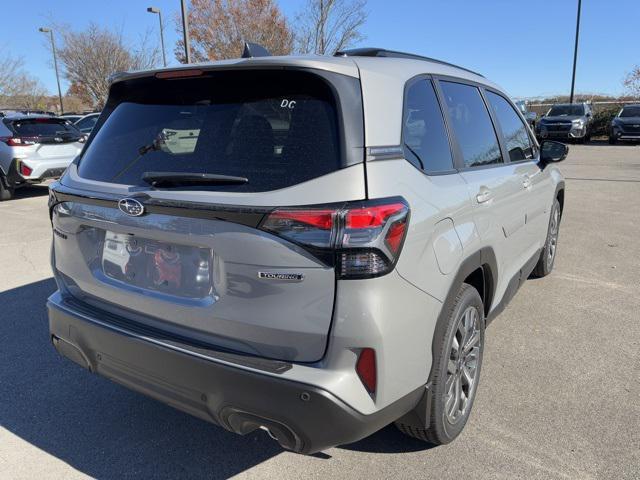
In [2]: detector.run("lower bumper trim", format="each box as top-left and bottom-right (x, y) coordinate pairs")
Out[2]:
(47, 292), (423, 454)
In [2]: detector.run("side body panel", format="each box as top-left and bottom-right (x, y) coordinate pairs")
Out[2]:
(363, 159), (481, 404)
(459, 164), (529, 307)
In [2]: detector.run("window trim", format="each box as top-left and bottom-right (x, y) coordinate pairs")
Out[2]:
(482, 87), (539, 164)
(434, 76), (507, 171)
(400, 74), (458, 176)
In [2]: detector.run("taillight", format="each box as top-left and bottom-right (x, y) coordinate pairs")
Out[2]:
(0, 136), (38, 146)
(260, 197), (409, 279)
(19, 162), (33, 176)
(356, 348), (377, 394)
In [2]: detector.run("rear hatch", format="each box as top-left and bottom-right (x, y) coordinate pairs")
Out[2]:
(50, 67), (366, 362)
(4, 117), (84, 158)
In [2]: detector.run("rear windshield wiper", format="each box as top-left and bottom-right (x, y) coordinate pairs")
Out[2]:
(141, 171), (249, 187)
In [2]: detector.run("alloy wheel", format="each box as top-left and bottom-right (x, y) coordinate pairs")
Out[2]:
(444, 306), (481, 425)
(547, 205), (560, 269)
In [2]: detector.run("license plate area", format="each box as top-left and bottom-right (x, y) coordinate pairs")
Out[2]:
(101, 231), (213, 299)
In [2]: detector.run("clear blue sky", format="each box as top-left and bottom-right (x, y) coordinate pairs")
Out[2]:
(2, 0), (638, 99)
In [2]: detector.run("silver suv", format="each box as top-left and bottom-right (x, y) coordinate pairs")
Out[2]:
(0, 115), (85, 200)
(47, 47), (567, 454)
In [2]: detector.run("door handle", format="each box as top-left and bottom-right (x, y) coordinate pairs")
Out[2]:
(476, 187), (492, 204)
(522, 175), (532, 189)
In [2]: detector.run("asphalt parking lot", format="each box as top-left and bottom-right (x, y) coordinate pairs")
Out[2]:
(0, 143), (638, 479)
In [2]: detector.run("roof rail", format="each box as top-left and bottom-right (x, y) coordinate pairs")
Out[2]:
(335, 48), (484, 78)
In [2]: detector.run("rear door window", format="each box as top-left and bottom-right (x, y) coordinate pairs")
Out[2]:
(439, 81), (503, 168)
(77, 70), (342, 192)
(485, 91), (534, 162)
(403, 78), (454, 173)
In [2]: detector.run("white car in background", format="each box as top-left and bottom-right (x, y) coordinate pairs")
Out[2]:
(0, 115), (85, 200)
(74, 113), (100, 134)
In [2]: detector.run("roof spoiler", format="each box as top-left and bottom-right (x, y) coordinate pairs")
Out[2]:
(242, 42), (272, 58)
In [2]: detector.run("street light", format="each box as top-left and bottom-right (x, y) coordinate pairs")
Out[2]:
(38, 27), (64, 114)
(569, 0), (582, 104)
(147, 7), (167, 67)
(180, 0), (191, 63)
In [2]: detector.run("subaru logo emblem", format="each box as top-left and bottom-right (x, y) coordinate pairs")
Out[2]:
(118, 198), (145, 217)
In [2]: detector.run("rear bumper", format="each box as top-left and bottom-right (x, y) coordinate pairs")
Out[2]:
(12, 157), (74, 182)
(47, 291), (422, 454)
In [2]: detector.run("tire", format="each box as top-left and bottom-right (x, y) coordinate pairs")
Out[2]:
(0, 178), (13, 201)
(395, 284), (485, 445)
(531, 197), (561, 278)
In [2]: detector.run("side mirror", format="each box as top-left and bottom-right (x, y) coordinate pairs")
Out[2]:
(540, 140), (568, 165)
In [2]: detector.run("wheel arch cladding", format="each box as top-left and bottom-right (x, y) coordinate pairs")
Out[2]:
(427, 247), (496, 384)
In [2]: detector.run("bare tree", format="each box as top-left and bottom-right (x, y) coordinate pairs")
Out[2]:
(623, 66), (640, 97)
(294, 0), (367, 55)
(0, 49), (27, 98)
(11, 76), (49, 110)
(0, 48), (50, 110)
(54, 23), (160, 108)
(175, 0), (293, 62)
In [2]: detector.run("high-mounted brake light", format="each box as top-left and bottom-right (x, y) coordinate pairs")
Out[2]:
(155, 69), (204, 79)
(260, 198), (409, 279)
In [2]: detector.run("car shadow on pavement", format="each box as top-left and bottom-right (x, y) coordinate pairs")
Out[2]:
(0, 279), (283, 479)
(12, 184), (50, 199)
(339, 424), (436, 454)
(0, 279), (429, 479)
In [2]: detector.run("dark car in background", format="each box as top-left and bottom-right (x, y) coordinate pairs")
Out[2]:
(536, 102), (593, 143)
(609, 104), (640, 144)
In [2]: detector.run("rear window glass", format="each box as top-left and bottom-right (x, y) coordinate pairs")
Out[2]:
(7, 118), (80, 137)
(77, 71), (342, 192)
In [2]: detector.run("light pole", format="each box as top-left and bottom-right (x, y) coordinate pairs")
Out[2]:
(39, 27), (64, 114)
(180, 0), (191, 63)
(147, 7), (167, 67)
(569, 0), (582, 104)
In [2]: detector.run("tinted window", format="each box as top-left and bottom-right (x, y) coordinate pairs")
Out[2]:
(486, 91), (533, 162)
(6, 118), (81, 137)
(620, 106), (640, 117)
(76, 115), (99, 131)
(440, 81), (502, 168)
(78, 71), (342, 192)
(547, 104), (585, 116)
(403, 79), (453, 172)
